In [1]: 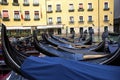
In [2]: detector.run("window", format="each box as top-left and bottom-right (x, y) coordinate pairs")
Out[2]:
(58, 28), (62, 35)
(34, 11), (40, 20)
(88, 16), (92, 22)
(79, 27), (83, 34)
(104, 26), (108, 31)
(2, 10), (10, 21)
(23, 0), (29, 6)
(70, 16), (74, 23)
(79, 16), (83, 22)
(56, 4), (61, 12)
(104, 2), (109, 10)
(70, 28), (74, 34)
(24, 11), (30, 20)
(57, 17), (61, 23)
(33, 0), (39, 6)
(78, 3), (84, 11)
(1, 0), (8, 5)
(13, 0), (19, 6)
(47, 5), (52, 12)
(14, 11), (20, 20)
(69, 4), (74, 12)
(79, 3), (83, 9)
(48, 17), (53, 24)
(24, 0), (28, 4)
(13, 0), (18, 3)
(88, 3), (93, 11)
(104, 15), (109, 21)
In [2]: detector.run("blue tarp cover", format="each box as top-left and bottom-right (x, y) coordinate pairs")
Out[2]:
(21, 56), (120, 80)
(108, 44), (118, 54)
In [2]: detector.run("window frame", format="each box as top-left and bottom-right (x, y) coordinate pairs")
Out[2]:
(14, 11), (20, 21)
(88, 16), (93, 22)
(24, 11), (30, 21)
(34, 11), (40, 20)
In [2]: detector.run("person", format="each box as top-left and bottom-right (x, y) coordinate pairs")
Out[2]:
(102, 29), (109, 41)
(70, 30), (75, 42)
(82, 30), (87, 41)
(89, 28), (94, 42)
(79, 30), (83, 42)
(102, 29), (110, 53)
(71, 30), (75, 39)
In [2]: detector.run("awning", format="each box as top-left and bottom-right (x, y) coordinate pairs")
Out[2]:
(6, 26), (31, 30)
(6, 24), (64, 30)
(37, 24), (64, 29)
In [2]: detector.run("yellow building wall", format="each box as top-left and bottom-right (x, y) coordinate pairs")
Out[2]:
(1, 0), (47, 27)
(99, 0), (114, 33)
(46, 0), (114, 34)
(0, 0), (114, 34)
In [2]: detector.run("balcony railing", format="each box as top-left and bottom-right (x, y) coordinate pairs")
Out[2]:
(47, 10), (53, 13)
(57, 21), (62, 24)
(88, 8), (94, 11)
(23, 3), (29, 6)
(56, 10), (62, 12)
(34, 18), (40, 21)
(1, 2), (9, 5)
(78, 8), (84, 11)
(2, 17), (10, 21)
(68, 9), (74, 12)
(12, 2), (19, 6)
(14, 18), (21, 21)
(48, 22), (53, 25)
(24, 18), (30, 21)
(69, 21), (74, 24)
(33, 3), (39, 6)
(104, 20), (109, 22)
(104, 8), (110, 11)
(78, 21), (84, 23)
(88, 20), (93, 22)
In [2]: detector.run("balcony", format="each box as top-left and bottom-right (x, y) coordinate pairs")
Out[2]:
(78, 8), (84, 12)
(56, 10), (62, 12)
(104, 20), (109, 22)
(88, 20), (93, 22)
(34, 18), (40, 21)
(88, 8), (94, 11)
(1, 2), (9, 5)
(12, 2), (19, 6)
(14, 18), (21, 21)
(33, 3), (39, 6)
(24, 18), (30, 21)
(68, 9), (74, 12)
(78, 21), (84, 23)
(104, 8), (110, 11)
(48, 22), (53, 25)
(23, 3), (29, 6)
(56, 21), (62, 24)
(69, 21), (74, 24)
(47, 10), (53, 13)
(2, 17), (10, 21)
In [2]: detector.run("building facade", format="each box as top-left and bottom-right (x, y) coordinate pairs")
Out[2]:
(0, 0), (114, 36)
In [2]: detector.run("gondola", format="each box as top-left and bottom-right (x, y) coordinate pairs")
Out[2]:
(51, 34), (107, 52)
(2, 24), (120, 80)
(33, 30), (120, 64)
(33, 31), (112, 61)
(36, 31), (110, 56)
(50, 34), (93, 45)
(43, 33), (74, 48)
(43, 33), (106, 52)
